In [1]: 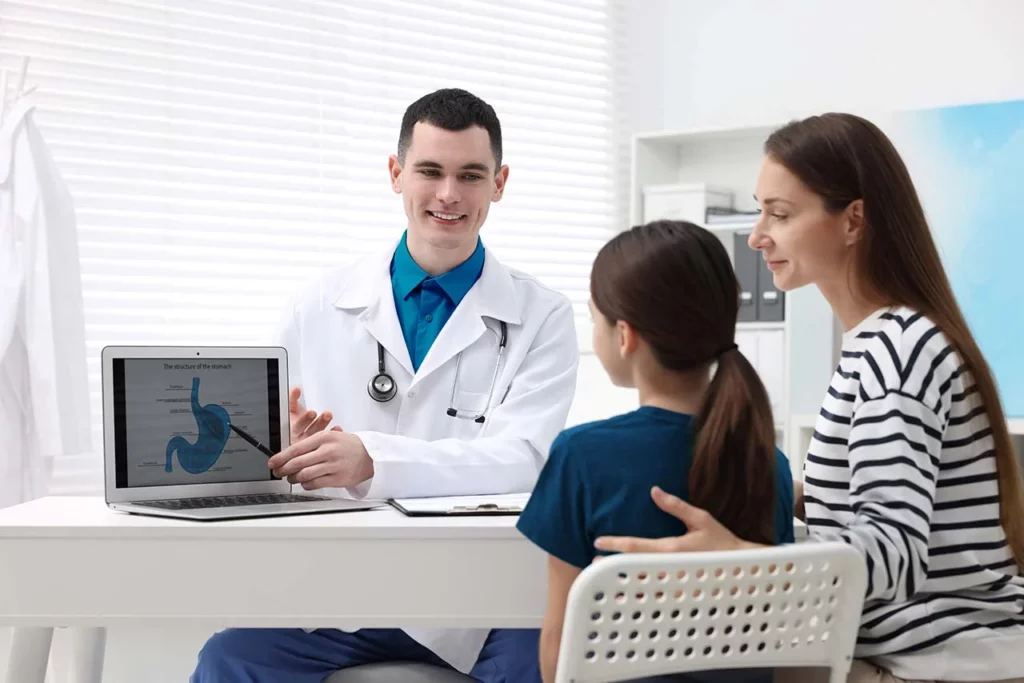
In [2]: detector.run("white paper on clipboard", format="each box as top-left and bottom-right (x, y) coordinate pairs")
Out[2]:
(389, 492), (530, 516)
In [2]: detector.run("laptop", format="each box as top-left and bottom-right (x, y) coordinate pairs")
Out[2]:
(101, 345), (382, 521)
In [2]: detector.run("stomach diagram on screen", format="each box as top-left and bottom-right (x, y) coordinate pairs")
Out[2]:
(165, 377), (230, 474)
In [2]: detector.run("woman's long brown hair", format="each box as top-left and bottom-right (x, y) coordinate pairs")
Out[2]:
(590, 220), (777, 545)
(766, 113), (1024, 567)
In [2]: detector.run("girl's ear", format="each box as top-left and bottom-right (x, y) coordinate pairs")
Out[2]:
(617, 320), (637, 358)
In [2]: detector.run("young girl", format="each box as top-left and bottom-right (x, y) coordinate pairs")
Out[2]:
(516, 219), (795, 683)
(595, 114), (1024, 683)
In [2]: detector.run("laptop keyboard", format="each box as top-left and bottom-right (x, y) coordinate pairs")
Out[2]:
(133, 493), (329, 510)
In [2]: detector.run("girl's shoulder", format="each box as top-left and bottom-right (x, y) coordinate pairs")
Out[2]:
(554, 407), (692, 450)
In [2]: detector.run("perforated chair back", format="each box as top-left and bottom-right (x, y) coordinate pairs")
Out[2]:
(555, 542), (866, 683)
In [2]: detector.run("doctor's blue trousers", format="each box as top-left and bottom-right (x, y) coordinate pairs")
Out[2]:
(189, 627), (542, 683)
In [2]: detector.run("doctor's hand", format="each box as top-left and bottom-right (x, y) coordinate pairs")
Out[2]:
(288, 387), (336, 444)
(267, 430), (374, 490)
(593, 487), (757, 555)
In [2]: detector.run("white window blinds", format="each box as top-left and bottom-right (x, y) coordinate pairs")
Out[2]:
(0, 0), (620, 494)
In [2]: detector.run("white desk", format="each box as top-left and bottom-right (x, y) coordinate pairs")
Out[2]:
(0, 496), (547, 683)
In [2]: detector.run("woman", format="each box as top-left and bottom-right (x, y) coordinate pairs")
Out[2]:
(596, 113), (1024, 683)
(516, 220), (794, 683)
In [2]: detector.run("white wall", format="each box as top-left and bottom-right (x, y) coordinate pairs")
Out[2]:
(7, 2), (1024, 680)
(649, 0), (1024, 133)
(619, 0), (671, 134)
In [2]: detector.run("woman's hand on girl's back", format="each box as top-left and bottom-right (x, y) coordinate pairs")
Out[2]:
(593, 486), (762, 554)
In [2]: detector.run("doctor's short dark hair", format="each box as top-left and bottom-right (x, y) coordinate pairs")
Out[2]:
(397, 88), (503, 169)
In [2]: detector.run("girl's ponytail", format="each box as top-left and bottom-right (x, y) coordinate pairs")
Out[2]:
(690, 346), (777, 545)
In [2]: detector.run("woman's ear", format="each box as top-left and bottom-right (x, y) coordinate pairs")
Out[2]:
(843, 199), (866, 246)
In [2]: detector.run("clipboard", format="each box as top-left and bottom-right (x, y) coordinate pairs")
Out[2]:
(388, 493), (529, 517)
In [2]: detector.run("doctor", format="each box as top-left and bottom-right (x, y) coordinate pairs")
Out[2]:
(191, 89), (579, 682)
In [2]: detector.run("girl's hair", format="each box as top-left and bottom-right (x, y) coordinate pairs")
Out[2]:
(590, 220), (777, 545)
(765, 113), (1024, 567)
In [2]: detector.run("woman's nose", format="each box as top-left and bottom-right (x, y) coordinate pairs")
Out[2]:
(747, 220), (769, 251)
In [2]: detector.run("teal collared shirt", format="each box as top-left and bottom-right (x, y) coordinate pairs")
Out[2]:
(390, 232), (485, 371)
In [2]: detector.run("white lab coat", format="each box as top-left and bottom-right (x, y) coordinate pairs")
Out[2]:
(0, 97), (91, 509)
(278, 242), (580, 672)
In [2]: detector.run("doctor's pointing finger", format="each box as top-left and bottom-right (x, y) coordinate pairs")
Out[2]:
(267, 429), (372, 490)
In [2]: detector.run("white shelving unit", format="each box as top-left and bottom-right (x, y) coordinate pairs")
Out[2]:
(630, 124), (841, 475)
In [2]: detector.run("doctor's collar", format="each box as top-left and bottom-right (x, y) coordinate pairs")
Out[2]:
(390, 232), (485, 302)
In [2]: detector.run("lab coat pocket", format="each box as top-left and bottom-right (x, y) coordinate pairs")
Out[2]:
(449, 388), (491, 418)
(448, 388), (490, 437)
(452, 326), (502, 396)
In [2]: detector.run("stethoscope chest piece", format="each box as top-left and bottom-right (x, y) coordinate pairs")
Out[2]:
(368, 342), (398, 402)
(368, 371), (397, 402)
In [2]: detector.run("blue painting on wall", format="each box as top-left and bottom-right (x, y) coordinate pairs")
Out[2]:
(883, 99), (1024, 417)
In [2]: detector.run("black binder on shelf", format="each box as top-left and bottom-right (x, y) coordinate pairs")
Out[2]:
(732, 232), (785, 322)
(756, 257), (785, 322)
(733, 232), (758, 322)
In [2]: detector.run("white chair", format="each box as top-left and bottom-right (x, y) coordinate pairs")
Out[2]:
(555, 542), (867, 683)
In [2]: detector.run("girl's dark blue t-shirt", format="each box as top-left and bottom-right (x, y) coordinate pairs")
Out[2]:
(517, 406), (795, 569)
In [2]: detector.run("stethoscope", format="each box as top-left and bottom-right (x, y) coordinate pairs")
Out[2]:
(367, 320), (509, 424)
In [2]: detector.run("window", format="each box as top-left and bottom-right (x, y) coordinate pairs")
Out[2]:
(0, 0), (621, 493)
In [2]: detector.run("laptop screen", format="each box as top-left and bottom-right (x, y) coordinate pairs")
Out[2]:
(111, 357), (282, 488)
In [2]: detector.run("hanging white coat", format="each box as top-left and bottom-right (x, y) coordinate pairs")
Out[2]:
(277, 242), (581, 672)
(0, 98), (91, 508)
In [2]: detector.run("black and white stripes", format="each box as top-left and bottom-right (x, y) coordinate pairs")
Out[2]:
(804, 306), (1024, 680)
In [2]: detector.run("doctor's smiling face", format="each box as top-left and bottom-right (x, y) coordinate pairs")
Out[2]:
(388, 89), (508, 273)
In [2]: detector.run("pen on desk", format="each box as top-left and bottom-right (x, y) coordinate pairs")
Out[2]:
(228, 423), (274, 457)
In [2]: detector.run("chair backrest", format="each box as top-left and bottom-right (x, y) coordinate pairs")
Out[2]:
(555, 542), (867, 683)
